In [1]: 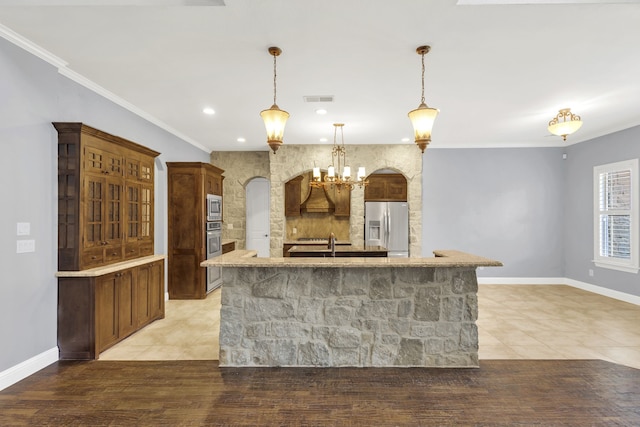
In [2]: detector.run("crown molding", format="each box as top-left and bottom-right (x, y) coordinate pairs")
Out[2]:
(0, 23), (210, 154)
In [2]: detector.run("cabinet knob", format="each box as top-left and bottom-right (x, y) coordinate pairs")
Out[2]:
(91, 256), (97, 260)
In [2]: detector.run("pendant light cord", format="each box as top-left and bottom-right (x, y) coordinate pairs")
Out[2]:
(272, 53), (278, 105)
(420, 52), (426, 105)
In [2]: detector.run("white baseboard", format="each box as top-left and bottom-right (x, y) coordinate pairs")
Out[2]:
(0, 347), (58, 392)
(477, 277), (565, 285)
(565, 278), (640, 306)
(479, 277), (640, 306)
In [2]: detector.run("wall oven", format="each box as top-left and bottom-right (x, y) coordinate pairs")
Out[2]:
(206, 194), (223, 222)
(206, 221), (223, 293)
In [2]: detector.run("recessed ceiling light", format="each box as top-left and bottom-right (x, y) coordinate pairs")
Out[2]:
(237, 137), (246, 143)
(203, 107), (215, 115)
(401, 137), (410, 142)
(316, 109), (328, 115)
(320, 137), (328, 142)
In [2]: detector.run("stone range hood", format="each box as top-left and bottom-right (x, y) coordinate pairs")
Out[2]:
(300, 182), (335, 213)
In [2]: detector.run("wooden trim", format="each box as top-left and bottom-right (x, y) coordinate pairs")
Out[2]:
(53, 122), (161, 158)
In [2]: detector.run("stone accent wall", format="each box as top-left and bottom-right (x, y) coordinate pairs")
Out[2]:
(269, 144), (422, 257)
(219, 266), (479, 367)
(210, 151), (270, 249)
(212, 145), (421, 256)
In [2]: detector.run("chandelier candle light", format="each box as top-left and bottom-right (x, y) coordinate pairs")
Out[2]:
(260, 46), (289, 154)
(310, 124), (367, 192)
(548, 108), (582, 141)
(408, 45), (439, 153)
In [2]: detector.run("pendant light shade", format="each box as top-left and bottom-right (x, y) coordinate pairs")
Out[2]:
(408, 103), (439, 153)
(408, 45), (439, 153)
(260, 104), (289, 153)
(260, 46), (289, 154)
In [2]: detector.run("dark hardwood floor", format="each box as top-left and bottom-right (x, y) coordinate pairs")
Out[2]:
(1, 360), (639, 426)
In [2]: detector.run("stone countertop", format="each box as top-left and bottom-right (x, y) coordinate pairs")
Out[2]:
(200, 250), (502, 268)
(287, 244), (388, 254)
(221, 239), (236, 246)
(56, 255), (166, 277)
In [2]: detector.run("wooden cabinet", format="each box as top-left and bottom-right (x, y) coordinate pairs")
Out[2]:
(54, 122), (160, 271)
(58, 258), (165, 360)
(284, 175), (303, 217)
(364, 173), (407, 201)
(332, 187), (351, 217)
(286, 173), (350, 217)
(205, 169), (223, 196)
(124, 181), (154, 259)
(167, 162), (224, 299)
(135, 261), (164, 327)
(222, 241), (236, 254)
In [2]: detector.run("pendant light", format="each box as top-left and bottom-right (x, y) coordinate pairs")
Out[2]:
(548, 108), (582, 141)
(260, 46), (290, 154)
(408, 45), (439, 153)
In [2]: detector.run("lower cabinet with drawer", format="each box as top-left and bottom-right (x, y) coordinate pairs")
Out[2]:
(57, 257), (165, 360)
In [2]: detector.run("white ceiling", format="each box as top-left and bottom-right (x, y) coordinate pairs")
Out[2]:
(1, 0), (639, 153)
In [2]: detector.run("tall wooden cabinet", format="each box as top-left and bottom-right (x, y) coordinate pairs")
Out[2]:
(167, 162), (224, 299)
(54, 123), (164, 360)
(55, 122), (158, 271)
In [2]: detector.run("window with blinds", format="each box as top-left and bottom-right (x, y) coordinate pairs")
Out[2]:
(593, 159), (639, 273)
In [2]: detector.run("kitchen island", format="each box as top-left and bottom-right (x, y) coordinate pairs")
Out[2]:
(288, 244), (388, 257)
(201, 250), (501, 368)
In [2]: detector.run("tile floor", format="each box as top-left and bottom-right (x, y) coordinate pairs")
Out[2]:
(100, 288), (221, 361)
(100, 284), (640, 369)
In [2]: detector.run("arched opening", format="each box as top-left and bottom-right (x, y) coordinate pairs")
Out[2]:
(245, 177), (270, 257)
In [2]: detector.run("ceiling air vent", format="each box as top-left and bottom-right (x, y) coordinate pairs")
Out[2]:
(303, 95), (334, 103)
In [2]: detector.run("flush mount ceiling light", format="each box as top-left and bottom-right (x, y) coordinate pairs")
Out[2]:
(548, 108), (583, 141)
(408, 45), (439, 153)
(310, 124), (368, 193)
(260, 46), (289, 154)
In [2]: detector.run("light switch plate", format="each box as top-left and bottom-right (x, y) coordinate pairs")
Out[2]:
(17, 222), (30, 236)
(17, 240), (35, 253)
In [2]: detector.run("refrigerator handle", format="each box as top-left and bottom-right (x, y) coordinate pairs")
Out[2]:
(385, 207), (390, 247)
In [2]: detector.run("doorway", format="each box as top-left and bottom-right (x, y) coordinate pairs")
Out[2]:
(246, 177), (271, 257)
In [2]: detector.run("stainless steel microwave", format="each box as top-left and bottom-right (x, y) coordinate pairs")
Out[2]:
(206, 194), (222, 222)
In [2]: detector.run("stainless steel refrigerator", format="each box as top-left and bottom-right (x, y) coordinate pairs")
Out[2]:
(364, 201), (409, 257)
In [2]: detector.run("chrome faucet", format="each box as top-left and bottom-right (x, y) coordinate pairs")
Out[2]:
(328, 232), (336, 257)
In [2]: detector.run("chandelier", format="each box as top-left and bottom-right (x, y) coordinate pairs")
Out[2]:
(310, 124), (367, 192)
(408, 45), (439, 153)
(548, 108), (582, 141)
(260, 46), (289, 154)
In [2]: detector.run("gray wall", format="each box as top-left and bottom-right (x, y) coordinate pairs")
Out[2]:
(0, 37), (209, 372)
(422, 148), (566, 278)
(564, 126), (640, 297)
